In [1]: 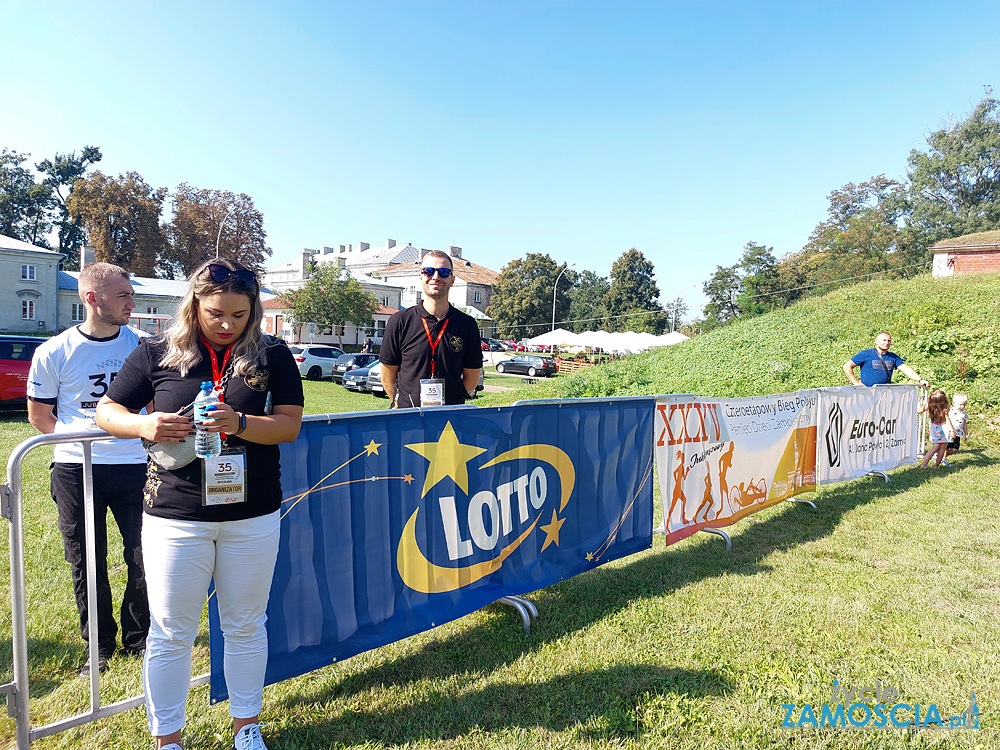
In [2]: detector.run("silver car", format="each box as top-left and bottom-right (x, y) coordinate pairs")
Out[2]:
(366, 362), (386, 397)
(288, 345), (345, 380)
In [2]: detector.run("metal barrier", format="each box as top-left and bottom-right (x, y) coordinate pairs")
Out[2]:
(1, 431), (209, 750)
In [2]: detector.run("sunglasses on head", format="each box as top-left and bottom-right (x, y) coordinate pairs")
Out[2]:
(207, 263), (257, 288)
(420, 266), (452, 279)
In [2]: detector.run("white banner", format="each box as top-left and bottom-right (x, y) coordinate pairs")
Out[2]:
(816, 385), (919, 484)
(654, 391), (818, 546)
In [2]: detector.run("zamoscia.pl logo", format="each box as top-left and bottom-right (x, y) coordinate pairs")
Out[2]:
(782, 680), (979, 729)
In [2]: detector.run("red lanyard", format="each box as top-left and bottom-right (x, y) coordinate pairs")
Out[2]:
(421, 317), (449, 378)
(200, 337), (232, 403)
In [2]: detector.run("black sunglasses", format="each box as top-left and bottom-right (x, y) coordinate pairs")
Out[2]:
(420, 266), (452, 279)
(207, 263), (257, 288)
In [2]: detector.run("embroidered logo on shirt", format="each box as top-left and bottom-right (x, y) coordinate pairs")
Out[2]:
(245, 370), (269, 391)
(449, 336), (464, 353)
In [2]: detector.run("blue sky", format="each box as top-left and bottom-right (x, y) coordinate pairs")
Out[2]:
(3, 1), (998, 316)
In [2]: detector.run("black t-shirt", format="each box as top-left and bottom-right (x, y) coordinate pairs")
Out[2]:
(379, 304), (483, 408)
(107, 335), (304, 522)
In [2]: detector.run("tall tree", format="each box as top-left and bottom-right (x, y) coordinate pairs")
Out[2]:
(567, 269), (610, 332)
(801, 175), (912, 287)
(486, 253), (568, 339)
(736, 241), (782, 317)
(603, 248), (662, 332)
(284, 261), (380, 348)
(0, 148), (53, 245)
(36, 146), (102, 270)
(66, 171), (167, 277)
(164, 183), (272, 277)
(906, 92), (1000, 246)
(702, 263), (741, 326)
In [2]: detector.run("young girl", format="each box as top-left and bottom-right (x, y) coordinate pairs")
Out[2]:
(920, 390), (954, 468)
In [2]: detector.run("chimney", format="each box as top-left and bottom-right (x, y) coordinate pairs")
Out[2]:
(81, 245), (96, 269)
(387, 239), (396, 249)
(449, 246), (462, 259)
(419, 248), (431, 260)
(359, 242), (370, 252)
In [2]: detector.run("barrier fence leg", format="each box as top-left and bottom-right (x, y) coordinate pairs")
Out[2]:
(498, 596), (536, 635)
(698, 528), (732, 552)
(867, 471), (890, 483)
(788, 497), (817, 509)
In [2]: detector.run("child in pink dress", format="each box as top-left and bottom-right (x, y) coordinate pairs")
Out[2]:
(920, 390), (954, 468)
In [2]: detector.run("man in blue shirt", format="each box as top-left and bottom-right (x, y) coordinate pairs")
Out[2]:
(843, 332), (929, 387)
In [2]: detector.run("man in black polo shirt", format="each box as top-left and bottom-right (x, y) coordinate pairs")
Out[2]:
(380, 250), (483, 408)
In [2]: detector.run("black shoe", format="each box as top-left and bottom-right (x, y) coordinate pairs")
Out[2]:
(121, 645), (146, 659)
(79, 651), (114, 678)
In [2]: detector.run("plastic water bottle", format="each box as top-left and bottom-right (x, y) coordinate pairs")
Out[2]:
(194, 381), (222, 459)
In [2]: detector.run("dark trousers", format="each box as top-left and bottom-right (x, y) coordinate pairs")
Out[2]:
(50, 463), (150, 653)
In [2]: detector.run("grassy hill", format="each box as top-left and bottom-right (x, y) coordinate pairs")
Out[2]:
(482, 272), (1000, 433)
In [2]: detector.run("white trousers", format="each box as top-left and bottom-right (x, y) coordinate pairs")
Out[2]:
(141, 511), (280, 737)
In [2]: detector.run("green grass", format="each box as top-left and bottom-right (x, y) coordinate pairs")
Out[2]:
(2, 273), (999, 748)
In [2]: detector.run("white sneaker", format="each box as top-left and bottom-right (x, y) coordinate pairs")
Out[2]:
(234, 723), (268, 750)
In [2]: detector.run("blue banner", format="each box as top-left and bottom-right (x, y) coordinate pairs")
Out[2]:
(210, 398), (654, 702)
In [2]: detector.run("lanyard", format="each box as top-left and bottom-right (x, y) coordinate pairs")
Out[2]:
(420, 316), (449, 378)
(200, 337), (232, 403)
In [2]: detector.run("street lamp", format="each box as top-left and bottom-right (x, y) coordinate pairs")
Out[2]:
(551, 262), (576, 331)
(215, 206), (238, 259)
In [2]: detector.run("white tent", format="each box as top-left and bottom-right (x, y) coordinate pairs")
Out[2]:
(524, 328), (581, 346)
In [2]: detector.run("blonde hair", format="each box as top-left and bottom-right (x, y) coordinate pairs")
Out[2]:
(160, 258), (265, 377)
(78, 262), (130, 301)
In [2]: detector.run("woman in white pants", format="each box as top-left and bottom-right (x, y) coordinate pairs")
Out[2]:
(97, 259), (303, 750)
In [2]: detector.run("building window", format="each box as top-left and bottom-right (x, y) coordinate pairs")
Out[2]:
(146, 306), (158, 315)
(376, 319), (386, 336)
(72, 303), (86, 322)
(22, 299), (35, 320)
(334, 325), (345, 336)
(21, 264), (36, 281)
(381, 296), (390, 307)
(474, 291), (482, 303)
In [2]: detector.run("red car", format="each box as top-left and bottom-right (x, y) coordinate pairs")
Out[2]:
(0, 336), (45, 408)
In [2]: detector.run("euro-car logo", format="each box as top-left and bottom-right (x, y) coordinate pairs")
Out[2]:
(825, 402), (844, 467)
(396, 421), (574, 594)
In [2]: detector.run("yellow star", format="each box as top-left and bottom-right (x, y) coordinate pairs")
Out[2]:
(539, 509), (566, 552)
(585, 552), (594, 561)
(403, 474), (414, 485)
(405, 421), (487, 497)
(364, 439), (382, 456)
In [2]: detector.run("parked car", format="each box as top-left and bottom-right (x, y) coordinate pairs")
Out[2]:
(367, 362), (385, 397)
(332, 353), (380, 383)
(488, 338), (505, 351)
(342, 361), (379, 391)
(0, 335), (45, 408)
(480, 339), (490, 351)
(509, 341), (527, 352)
(289, 345), (346, 380)
(494, 355), (558, 378)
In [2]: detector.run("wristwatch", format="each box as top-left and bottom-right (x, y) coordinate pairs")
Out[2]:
(234, 412), (247, 435)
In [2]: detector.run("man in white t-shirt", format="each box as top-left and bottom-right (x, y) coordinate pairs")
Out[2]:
(28, 263), (150, 676)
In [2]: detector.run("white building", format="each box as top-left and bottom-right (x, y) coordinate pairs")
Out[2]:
(1, 234), (64, 333)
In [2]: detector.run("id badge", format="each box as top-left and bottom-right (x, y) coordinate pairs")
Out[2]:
(420, 378), (445, 408)
(202, 447), (247, 506)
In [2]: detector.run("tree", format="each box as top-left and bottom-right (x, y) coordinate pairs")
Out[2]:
(36, 146), (102, 270)
(906, 92), (1000, 246)
(67, 171), (167, 277)
(486, 253), (569, 339)
(284, 261), (380, 348)
(736, 241), (782, 317)
(163, 183), (272, 277)
(567, 269), (610, 332)
(603, 248), (663, 332)
(702, 264), (741, 326)
(0, 148), (53, 245)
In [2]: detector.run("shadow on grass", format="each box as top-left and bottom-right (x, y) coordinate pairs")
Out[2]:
(279, 664), (729, 747)
(276, 471), (921, 745)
